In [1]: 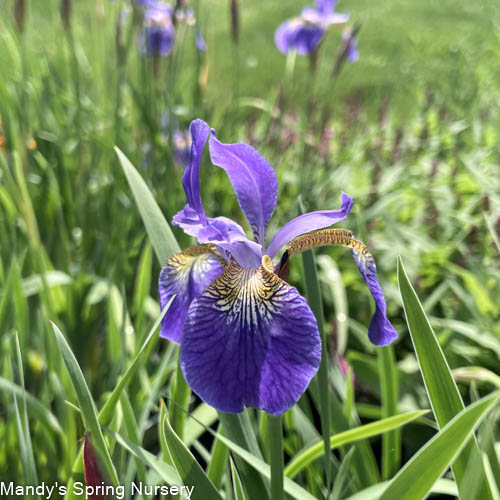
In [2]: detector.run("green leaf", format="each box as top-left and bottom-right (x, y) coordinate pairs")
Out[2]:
(160, 401), (223, 500)
(12, 335), (39, 498)
(63, 300), (172, 498)
(207, 423), (229, 490)
(218, 411), (270, 500)
(115, 146), (180, 264)
(379, 392), (500, 500)
(268, 414), (284, 500)
(330, 447), (355, 500)
(106, 427), (181, 484)
(397, 256), (493, 499)
(344, 478), (458, 500)
(0, 377), (63, 436)
(285, 410), (428, 479)
(120, 392), (147, 486)
(230, 456), (248, 500)
(185, 403), (219, 447)
(207, 427), (317, 500)
(378, 345), (401, 479)
(99, 297), (172, 425)
(170, 351), (191, 439)
(301, 246), (332, 489)
(51, 322), (119, 485)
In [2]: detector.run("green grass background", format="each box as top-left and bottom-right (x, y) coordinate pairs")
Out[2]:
(0, 0), (499, 497)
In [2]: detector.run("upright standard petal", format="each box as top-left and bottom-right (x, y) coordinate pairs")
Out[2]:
(266, 192), (353, 258)
(315, 0), (337, 16)
(159, 246), (224, 343)
(180, 259), (321, 415)
(352, 250), (398, 346)
(209, 131), (278, 245)
(182, 119), (210, 220)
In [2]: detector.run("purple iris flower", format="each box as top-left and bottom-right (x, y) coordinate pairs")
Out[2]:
(140, 1), (176, 57)
(158, 119), (397, 415)
(275, 0), (349, 55)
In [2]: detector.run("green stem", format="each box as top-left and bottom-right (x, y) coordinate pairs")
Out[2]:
(267, 413), (284, 500)
(301, 248), (332, 491)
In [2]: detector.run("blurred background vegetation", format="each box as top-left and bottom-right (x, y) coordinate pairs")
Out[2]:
(0, 0), (499, 495)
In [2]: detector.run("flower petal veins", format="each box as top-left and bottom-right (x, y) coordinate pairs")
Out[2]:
(209, 130), (278, 245)
(159, 246), (224, 343)
(180, 259), (321, 415)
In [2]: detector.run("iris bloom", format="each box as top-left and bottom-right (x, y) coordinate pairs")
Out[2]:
(159, 119), (397, 415)
(275, 0), (349, 55)
(140, 1), (176, 57)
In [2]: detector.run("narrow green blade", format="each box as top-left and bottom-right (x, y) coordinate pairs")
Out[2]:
(116, 146), (180, 264)
(106, 428), (181, 484)
(397, 256), (493, 499)
(161, 401), (223, 500)
(380, 392), (500, 500)
(285, 410), (427, 479)
(51, 322), (118, 485)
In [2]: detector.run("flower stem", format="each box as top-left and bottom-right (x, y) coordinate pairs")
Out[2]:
(267, 413), (284, 500)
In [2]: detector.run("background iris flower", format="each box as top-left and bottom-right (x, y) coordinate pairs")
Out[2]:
(140, 1), (176, 57)
(275, 0), (349, 55)
(138, 0), (206, 57)
(158, 119), (397, 416)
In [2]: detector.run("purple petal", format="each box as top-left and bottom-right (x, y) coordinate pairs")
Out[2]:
(173, 207), (262, 268)
(352, 250), (398, 346)
(300, 7), (323, 24)
(301, 7), (349, 26)
(315, 0), (336, 16)
(323, 12), (350, 26)
(144, 1), (173, 20)
(159, 247), (224, 343)
(274, 19), (324, 55)
(143, 24), (175, 57)
(266, 192), (353, 259)
(182, 119), (210, 221)
(209, 131), (278, 245)
(180, 261), (321, 415)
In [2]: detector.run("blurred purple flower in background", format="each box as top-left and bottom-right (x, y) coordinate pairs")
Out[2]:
(275, 0), (349, 55)
(139, 1), (176, 57)
(158, 119), (397, 415)
(137, 0), (206, 57)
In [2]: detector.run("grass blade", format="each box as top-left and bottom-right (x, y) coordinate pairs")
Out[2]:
(301, 247), (332, 489)
(106, 427), (181, 484)
(160, 401), (223, 500)
(230, 456), (247, 500)
(378, 345), (401, 479)
(51, 322), (119, 485)
(344, 478), (458, 500)
(379, 392), (500, 500)
(207, 423), (229, 489)
(206, 426), (317, 500)
(397, 256), (493, 499)
(218, 411), (270, 500)
(116, 146), (180, 264)
(268, 414), (284, 500)
(285, 410), (428, 479)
